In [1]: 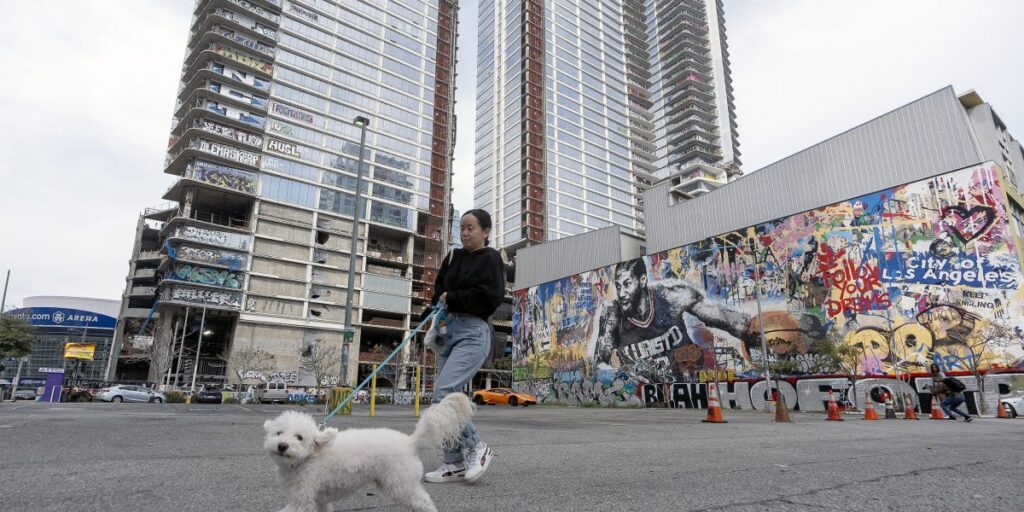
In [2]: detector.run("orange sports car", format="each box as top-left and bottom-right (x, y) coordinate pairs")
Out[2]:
(472, 388), (537, 407)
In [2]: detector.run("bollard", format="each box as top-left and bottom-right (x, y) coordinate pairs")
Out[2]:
(369, 364), (378, 417)
(414, 365), (422, 418)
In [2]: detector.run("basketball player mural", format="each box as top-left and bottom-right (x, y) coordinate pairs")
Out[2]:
(595, 257), (825, 382)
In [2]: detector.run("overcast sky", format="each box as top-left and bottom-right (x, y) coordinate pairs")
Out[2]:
(1, 0), (1022, 308)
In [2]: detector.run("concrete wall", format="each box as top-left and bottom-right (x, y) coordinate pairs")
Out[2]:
(512, 162), (1024, 408)
(515, 226), (645, 290)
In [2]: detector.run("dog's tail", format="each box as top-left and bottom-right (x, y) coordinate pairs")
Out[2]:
(410, 393), (474, 447)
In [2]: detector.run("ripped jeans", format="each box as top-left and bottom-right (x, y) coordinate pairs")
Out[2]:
(432, 312), (489, 464)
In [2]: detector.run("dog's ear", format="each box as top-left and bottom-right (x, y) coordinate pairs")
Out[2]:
(263, 419), (275, 433)
(314, 427), (337, 450)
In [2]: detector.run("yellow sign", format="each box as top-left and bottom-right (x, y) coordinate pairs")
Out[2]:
(64, 343), (96, 361)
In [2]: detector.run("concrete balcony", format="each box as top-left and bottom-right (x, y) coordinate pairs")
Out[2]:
(137, 250), (163, 261)
(130, 286), (158, 297)
(124, 307), (158, 318)
(134, 268), (158, 281)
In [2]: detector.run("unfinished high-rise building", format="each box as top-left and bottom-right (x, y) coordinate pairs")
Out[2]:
(108, 0), (458, 390)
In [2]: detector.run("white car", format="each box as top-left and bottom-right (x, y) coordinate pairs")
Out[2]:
(95, 385), (165, 403)
(1000, 394), (1024, 418)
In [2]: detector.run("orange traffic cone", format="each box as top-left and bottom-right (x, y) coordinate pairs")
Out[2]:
(903, 394), (919, 420)
(826, 390), (844, 421)
(863, 391), (879, 420)
(929, 399), (945, 420)
(997, 401), (1010, 419)
(702, 383), (727, 423)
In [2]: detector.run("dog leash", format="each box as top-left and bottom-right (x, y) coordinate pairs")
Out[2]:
(319, 305), (443, 429)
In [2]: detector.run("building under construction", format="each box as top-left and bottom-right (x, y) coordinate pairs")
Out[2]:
(107, 0), (459, 394)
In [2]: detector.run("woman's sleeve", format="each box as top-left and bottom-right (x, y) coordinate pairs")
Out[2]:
(422, 251), (451, 321)
(445, 250), (504, 317)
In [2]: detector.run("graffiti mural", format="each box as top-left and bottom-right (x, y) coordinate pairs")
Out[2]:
(176, 244), (246, 270)
(513, 162), (1024, 406)
(189, 139), (260, 167)
(189, 159), (259, 193)
(174, 225), (251, 250)
(162, 284), (242, 309)
(211, 42), (273, 74)
(169, 263), (242, 289)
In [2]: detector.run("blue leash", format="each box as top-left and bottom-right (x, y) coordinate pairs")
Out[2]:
(319, 305), (443, 428)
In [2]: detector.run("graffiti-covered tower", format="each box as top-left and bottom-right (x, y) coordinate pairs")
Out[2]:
(109, 0), (459, 391)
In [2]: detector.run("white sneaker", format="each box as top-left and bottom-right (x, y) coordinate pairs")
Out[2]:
(424, 462), (466, 483)
(464, 442), (493, 484)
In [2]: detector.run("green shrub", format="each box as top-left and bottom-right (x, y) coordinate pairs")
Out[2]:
(164, 391), (186, 403)
(222, 395), (239, 404)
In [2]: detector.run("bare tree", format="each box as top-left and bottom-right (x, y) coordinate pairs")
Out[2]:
(813, 331), (866, 410)
(149, 340), (173, 388)
(965, 319), (1017, 415)
(300, 339), (341, 390)
(231, 341), (275, 393)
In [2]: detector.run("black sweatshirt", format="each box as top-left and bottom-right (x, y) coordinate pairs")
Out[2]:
(428, 247), (505, 321)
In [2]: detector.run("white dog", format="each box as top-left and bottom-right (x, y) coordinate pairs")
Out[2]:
(263, 393), (473, 512)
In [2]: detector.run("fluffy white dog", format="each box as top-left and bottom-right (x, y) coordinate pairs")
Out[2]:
(263, 393), (473, 512)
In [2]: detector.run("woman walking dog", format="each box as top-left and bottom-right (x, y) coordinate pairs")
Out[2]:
(422, 209), (505, 484)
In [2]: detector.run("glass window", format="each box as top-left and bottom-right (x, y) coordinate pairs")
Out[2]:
(262, 155), (320, 181)
(372, 183), (413, 204)
(277, 50), (330, 79)
(322, 169), (367, 192)
(275, 66), (328, 94)
(369, 201), (413, 229)
(261, 174), (317, 207)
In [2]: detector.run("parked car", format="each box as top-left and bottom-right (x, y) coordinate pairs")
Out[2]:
(194, 386), (224, 404)
(13, 389), (36, 401)
(255, 381), (289, 404)
(1000, 394), (1024, 418)
(95, 385), (166, 403)
(472, 388), (537, 407)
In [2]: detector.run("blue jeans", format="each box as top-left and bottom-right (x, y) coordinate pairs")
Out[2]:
(941, 395), (970, 419)
(433, 312), (489, 464)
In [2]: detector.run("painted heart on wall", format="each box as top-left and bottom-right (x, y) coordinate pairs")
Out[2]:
(939, 205), (996, 244)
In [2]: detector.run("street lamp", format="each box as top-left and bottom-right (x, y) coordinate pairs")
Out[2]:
(342, 115), (370, 386)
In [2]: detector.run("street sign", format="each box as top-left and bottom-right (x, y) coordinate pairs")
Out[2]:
(342, 329), (354, 343)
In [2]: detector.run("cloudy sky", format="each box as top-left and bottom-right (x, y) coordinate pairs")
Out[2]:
(1, 0), (1022, 308)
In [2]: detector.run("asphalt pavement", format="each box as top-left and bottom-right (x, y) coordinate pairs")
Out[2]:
(0, 401), (1021, 511)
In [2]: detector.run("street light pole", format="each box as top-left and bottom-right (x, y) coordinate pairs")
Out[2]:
(1, 269), (9, 314)
(342, 116), (370, 387)
(749, 242), (773, 410)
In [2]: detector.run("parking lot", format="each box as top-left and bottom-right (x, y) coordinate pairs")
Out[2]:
(0, 401), (1021, 511)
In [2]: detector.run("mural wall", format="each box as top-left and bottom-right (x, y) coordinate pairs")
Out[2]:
(512, 162), (1024, 408)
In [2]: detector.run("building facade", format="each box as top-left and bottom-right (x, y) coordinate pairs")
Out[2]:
(3, 297), (119, 390)
(474, 0), (738, 252)
(511, 87), (1024, 411)
(109, 0), (458, 391)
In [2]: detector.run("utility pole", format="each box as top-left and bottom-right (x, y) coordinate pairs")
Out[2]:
(1, 269), (9, 313)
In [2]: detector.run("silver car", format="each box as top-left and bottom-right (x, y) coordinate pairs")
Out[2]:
(95, 385), (166, 403)
(1000, 394), (1024, 418)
